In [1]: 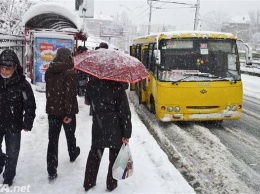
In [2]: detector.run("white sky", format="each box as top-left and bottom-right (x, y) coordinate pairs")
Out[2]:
(92, 0), (260, 30)
(28, 0), (260, 31)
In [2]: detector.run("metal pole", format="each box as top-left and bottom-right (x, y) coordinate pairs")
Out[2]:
(193, 0), (200, 30)
(148, 0), (152, 35)
(119, 5), (132, 50)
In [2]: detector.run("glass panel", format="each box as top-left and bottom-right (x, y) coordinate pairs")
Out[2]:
(159, 39), (240, 81)
(162, 40), (193, 49)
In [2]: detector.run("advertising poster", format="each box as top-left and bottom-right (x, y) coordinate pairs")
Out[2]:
(34, 36), (73, 91)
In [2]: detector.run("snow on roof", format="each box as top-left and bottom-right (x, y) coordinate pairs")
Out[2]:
(230, 15), (251, 24)
(0, 34), (23, 48)
(22, 2), (84, 31)
(33, 32), (74, 40)
(0, 34), (23, 40)
(134, 31), (236, 41)
(165, 30), (235, 38)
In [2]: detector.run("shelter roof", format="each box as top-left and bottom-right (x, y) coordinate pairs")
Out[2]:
(229, 15), (251, 24)
(22, 2), (84, 32)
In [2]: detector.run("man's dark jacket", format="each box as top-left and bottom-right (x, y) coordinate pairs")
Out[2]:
(85, 76), (132, 149)
(45, 49), (78, 117)
(0, 66), (36, 132)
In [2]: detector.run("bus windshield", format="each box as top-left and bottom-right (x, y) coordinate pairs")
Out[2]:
(158, 39), (241, 82)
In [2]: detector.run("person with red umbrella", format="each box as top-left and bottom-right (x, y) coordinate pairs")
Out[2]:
(74, 44), (149, 84)
(83, 44), (132, 191)
(86, 42), (109, 116)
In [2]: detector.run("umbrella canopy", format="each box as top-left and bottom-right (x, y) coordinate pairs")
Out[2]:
(74, 49), (149, 83)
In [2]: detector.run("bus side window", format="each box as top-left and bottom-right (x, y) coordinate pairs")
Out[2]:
(142, 48), (149, 68)
(136, 45), (141, 61)
(151, 43), (157, 77)
(148, 43), (153, 70)
(132, 47), (137, 58)
(129, 46), (133, 56)
(148, 43), (157, 75)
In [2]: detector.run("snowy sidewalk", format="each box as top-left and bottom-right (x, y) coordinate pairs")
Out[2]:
(3, 85), (195, 194)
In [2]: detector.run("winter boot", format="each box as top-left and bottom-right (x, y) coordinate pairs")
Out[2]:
(3, 179), (13, 187)
(48, 173), (57, 180)
(70, 147), (80, 162)
(0, 154), (6, 174)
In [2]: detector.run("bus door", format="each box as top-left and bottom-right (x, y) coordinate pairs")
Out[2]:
(135, 44), (143, 100)
(147, 43), (158, 112)
(130, 45), (137, 91)
(137, 45), (149, 104)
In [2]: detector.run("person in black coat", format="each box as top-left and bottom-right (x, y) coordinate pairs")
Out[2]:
(45, 47), (80, 180)
(87, 42), (109, 116)
(0, 49), (36, 186)
(83, 76), (132, 191)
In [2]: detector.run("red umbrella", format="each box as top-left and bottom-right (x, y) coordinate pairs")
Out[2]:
(74, 49), (149, 83)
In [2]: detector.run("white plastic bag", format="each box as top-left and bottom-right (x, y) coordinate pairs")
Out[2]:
(112, 143), (133, 180)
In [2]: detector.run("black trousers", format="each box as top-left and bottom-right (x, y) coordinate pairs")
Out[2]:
(0, 130), (21, 180)
(47, 115), (77, 175)
(83, 146), (120, 190)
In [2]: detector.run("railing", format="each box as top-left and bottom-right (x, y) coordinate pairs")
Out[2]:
(0, 33), (24, 69)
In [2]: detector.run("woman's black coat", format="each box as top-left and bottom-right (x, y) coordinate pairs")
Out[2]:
(85, 77), (132, 149)
(0, 66), (36, 133)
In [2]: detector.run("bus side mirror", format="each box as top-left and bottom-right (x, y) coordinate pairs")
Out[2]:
(153, 50), (161, 64)
(237, 39), (252, 66)
(245, 46), (252, 65)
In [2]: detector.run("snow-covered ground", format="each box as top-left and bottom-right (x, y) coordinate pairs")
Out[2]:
(241, 65), (260, 99)
(1, 67), (259, 193)
(1, 85), (196, 193)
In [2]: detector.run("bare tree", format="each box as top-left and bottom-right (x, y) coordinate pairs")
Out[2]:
(248, 9), (260, 33)
(0, 0), (32, 35)
(200, 10), (229, 31)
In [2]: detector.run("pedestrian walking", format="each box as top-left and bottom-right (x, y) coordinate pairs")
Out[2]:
(94, 42), (108, 50)
(0, 49), (36, 186)
(77, 46), (88, 96)
(45, 47), (80, 180)
(83, 76), (132, 191)
(86, 42), (109, 116)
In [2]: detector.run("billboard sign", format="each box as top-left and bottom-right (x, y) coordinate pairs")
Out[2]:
(34, 35), (74, 91)
(100, 24), (124, 37)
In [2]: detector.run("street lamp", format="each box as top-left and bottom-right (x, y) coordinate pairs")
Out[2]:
(193, 0), (200, 30)
(119, 4), (143, 49)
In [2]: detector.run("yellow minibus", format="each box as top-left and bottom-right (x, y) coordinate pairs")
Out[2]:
(130, 31), (243, 122)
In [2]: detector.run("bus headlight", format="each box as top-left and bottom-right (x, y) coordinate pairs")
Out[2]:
(174, 106), (180, 112)
(225, 106), (231, 111)
(231, 105), (237, 111)
(167, 106), (173, 112)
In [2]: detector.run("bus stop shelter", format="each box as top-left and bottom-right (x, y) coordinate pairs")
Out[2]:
(22, 2), (88, 90)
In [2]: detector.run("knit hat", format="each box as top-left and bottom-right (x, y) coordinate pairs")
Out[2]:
(99, 42), (108, 49)
(95, 42), (109, 50)
(0, 49), (20, 66)
(55, 47), (72, 61)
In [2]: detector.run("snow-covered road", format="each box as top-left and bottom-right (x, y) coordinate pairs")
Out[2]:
(128, 73), (260, 194)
